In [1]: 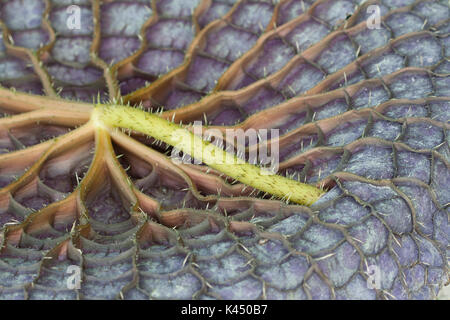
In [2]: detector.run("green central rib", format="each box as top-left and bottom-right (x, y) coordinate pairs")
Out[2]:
(93, 104), (324, 206)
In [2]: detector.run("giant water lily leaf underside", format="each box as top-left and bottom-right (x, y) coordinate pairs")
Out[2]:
(0, 0), (448, 300)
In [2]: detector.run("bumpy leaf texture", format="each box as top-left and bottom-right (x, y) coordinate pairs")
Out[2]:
(0, 0), (448, 300)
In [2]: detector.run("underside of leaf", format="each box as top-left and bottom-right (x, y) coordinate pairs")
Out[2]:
(0, 0), (448, 300)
